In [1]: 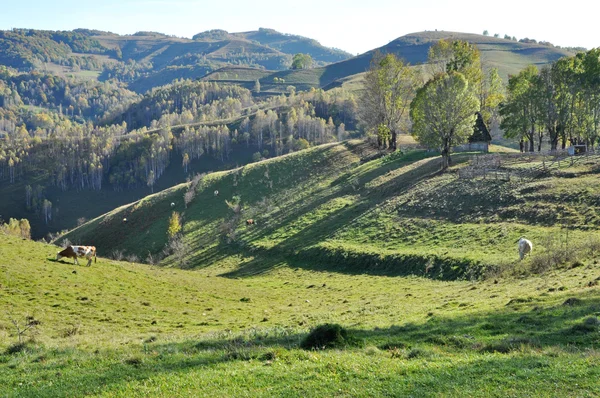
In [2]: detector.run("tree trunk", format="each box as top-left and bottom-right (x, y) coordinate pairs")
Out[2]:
(390, 130), (397, 151)
(441, 141), (450, 170)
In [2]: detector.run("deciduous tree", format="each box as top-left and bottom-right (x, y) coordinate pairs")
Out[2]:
(410, 72), (479, 170)
(358, 52), (420, 150)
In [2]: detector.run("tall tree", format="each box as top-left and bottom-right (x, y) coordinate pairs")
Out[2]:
(581, 49), (600, 148)
(500, 65), (542, 152)
(410, 71), (479, 170)
(358, 52), (420, 150)
(291, 53), (313, 70)
(427, 39), (483, 92)
(480, 68), (505, 133)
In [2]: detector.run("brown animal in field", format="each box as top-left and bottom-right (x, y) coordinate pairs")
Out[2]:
(246, 219), (256, 226)
(56, 245), (97, 266)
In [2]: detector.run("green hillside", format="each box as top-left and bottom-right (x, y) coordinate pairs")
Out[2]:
(2, 146), (600, 395)
(211, 31), (577, 94)
(62, 140), (600, 280)
(232, 28), (353, 64)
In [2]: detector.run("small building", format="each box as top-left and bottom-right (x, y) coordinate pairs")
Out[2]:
(465, 112), (492, 153)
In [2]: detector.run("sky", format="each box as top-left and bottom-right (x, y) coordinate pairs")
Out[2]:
(0, 0), (596, 55)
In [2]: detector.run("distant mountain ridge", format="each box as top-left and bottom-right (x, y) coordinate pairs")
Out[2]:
(0, 28), (578, 95)
(202, 30), (578, 95)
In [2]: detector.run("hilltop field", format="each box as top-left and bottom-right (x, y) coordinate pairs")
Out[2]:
(2, 140), (600, 396)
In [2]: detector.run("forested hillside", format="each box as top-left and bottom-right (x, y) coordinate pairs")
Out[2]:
(0, 25), (595, 240)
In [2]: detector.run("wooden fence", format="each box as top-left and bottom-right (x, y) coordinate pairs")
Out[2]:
(458, 149), (599, 181)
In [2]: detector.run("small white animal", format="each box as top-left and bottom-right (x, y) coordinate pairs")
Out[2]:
(214, 190), (219, 196)
(171, 202), (175, 207)
(518, 237), (533, 260)
(123, 217), (128, 223)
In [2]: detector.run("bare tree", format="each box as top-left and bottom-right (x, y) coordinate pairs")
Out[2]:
(359, 52), (421, 150)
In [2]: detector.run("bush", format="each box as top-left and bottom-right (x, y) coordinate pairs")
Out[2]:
(300, 324), (357, 350)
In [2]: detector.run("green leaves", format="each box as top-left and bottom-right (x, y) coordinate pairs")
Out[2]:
(410, 71), (479, 169)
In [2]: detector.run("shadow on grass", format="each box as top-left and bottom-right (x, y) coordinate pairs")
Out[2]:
(5, 295), (600, 396)
(221, 156), (450, 278)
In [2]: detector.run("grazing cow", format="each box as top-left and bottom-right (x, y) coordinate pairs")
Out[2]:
(57, 245), (97, 266)
(171, 202), (175, 207)
(517, 237), (533, 260)
(123, 217), (128, 223)
(214, 190), (219, 196)
(246, 219), (256, 226)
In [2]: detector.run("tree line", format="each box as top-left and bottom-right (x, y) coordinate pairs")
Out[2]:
(500, 49), (600, 151)
(359, 40), (599, 169)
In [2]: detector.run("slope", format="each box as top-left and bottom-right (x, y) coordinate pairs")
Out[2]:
(2, 199), (600, 396)
(232, 28), (353, 64)
(61, 140), (600, 281)
(210, 31), (576, 94)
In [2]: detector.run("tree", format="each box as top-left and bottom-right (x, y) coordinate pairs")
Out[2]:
(291, 53), (313, 70)
(358, 52), (420, 150)
(500, 65), (542, 152)
(582, 49), (600, 148)
(483, 30), (489, 36)
(18, 219), (31, 239)
(427, 39), (483, 91)
(42, 199), (52, 224)
(167, 211), (182, 239)
(480, 68), (505, 133)
(410, 72), (479, 170)
(253, 79), (261, 93)
(182, 153), (190, 173)
(147, 170), (155, 193)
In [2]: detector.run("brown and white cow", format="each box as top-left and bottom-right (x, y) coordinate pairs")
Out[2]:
(57, 245), (97, 266)
(246, 219), (256, 226)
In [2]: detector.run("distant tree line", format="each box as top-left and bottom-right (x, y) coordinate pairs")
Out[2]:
(500, 49), (600, 151)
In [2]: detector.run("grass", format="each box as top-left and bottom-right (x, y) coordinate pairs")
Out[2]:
(61, 139), (600, 280)
(2, 231), (600, 396)
(4, 139), (600, 395)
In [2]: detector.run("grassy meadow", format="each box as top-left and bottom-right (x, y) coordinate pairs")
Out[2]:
(3, 140), (600, 396)
(1, 232), (600, 397)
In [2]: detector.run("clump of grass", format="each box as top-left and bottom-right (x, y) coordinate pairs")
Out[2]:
(406, 347), (430, 359)
(124, 356), (143, 367)
(61, 325), (81, 338)
(570, 317), (600, 334)
(5, 342), (28, 355)
(300, 324), (357, 350)
(562, 298), (582, 306)
(480, 336), (539, 354)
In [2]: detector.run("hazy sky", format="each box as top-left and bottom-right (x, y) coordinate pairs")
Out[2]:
(0, 0), (596, 54)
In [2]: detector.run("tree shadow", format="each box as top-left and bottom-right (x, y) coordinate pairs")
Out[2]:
(221, 156), (446, 278)
(9, 295), (600, 396)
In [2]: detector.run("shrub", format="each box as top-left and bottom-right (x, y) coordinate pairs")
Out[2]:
(300, 324), (357, 350)
(5, 342), (28, 355)
(167, 211), (182, 239)
(252, 152), (262, 162)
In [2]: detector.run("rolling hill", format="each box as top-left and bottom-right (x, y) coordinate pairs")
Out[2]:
(61, 139), (600, 280)
(204, 31), (577, 94)
(2, 142), (600, 396)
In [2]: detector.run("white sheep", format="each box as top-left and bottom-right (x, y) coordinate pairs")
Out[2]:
(518, 237), (533, 260)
